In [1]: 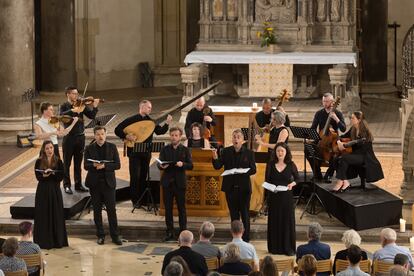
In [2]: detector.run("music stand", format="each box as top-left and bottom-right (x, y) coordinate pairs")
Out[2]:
(290, 126), (320, 207)
(85, 113), (117, 129)
(131, 142), (165, 215)
(299, 143), (331, 219)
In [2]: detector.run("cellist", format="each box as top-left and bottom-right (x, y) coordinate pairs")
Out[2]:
(184, 97), (216, 142)
(308, 93), (346, 182)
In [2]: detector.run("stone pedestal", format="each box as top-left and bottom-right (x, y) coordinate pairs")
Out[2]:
(400, 89), (414, 203)
(0, 0), (34, 130)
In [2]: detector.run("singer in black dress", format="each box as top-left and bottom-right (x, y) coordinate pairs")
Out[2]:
(265, 142), (298, 255)
(33, 141), (68, 249)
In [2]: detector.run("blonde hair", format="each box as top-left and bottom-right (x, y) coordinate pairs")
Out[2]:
(223, 243), (241, 263)
(341, 229), (362, 248)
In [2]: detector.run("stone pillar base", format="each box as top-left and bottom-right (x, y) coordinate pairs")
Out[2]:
(0, 116), (37, 131)
(360, 81), (399, 100)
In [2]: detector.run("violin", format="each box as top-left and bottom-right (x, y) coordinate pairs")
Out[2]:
(202, 106), (214, 139)
(73, 96), (105, 107)
(49, 115), (81, 125)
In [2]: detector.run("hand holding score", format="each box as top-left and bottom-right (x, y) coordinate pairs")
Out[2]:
(212, 148), (218, 160)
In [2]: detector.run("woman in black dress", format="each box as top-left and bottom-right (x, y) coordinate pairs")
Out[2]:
(332, 111), (384, 192)
(183, 122), (211, 149)
(265, 142), (298, 255)
(34, 140), (68, 249)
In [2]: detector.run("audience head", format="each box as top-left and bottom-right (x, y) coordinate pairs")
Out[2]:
(260, 255), (278, 276)
(380, 228), (397, 247)
(223, 243), (241, 264)
(207, 272), (221, 276)
(347, 245), (363, 266)
(178, 230), (193, 247)
(272, 110), (286, 126)
(164, 261), (183, 276)
(342, 229), (362, 249)
(199, 221), (215, 240)
(230, 220), (244, 238)
(249, 272), (264, 276)
(170, 256), (192, 276)
(394, 254), (410, 270)
(301, 254), (317, 276)
(18, 221), (33, 237)
(390, 265), (408, 276)
(307, 222), (323, 241)
(2, 237), (19, 257)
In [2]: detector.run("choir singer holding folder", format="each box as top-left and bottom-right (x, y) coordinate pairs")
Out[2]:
(264, 142), (298, 255)
(212, 129), (256, 242)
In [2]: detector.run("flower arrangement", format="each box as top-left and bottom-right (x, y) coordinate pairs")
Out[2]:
(257, 22), (277, 47)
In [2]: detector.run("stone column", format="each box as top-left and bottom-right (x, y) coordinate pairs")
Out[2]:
(0, 0), (34, 130)
(179, 64), (201, 125)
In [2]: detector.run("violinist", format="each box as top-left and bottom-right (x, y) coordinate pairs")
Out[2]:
(184, 97), (216, 141)
(34, 102), (78, 157)
(183, 122), (211, 149)
(255, 110), (289, 151)
(60, 86), (99, 194)
(309, 93), (346, 182)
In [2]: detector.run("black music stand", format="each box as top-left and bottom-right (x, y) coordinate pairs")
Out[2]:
(131, 142), (165, 215)
(299, 143), (331, 218)
(289, 126), (320, 207)
(85, 113), (117, 129)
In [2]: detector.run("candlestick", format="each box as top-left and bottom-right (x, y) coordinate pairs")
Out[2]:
(400, 218), (406, 233)
(410, 237), (414, 251)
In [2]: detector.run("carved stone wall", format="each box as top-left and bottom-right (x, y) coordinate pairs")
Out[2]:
(198, 0), (356, 51)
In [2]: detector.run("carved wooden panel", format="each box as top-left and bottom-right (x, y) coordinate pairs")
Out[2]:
(205, 176), (221, 205)
(186, 176), (201, 205)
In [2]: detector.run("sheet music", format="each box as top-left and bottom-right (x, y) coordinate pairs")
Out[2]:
(262, 182), (289, 193)
(35, 169), (61, 173)
(221, 168), (250, 176)
(87, 159), (114, 164)
(154, 158), (176, 165)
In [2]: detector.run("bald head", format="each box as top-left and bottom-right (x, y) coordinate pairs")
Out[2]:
(179, 230), (194, 246)
(195, 97), (206, 111)
(381, 228), (397, 246)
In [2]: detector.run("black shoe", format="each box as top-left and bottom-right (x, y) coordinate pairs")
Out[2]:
(164, 233), (175, 242)
(97, 237), (105, 245)
(75, 185), (89, 192)
(64, 187), (73, 194)
(112, 237), (122, 245)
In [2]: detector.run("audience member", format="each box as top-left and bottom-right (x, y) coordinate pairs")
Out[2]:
(390, 265), (408, 276)
(222, 220), (259, 271)
(394, 254), (413, 275)
(161, 230), (208, 276)
(207, 272), (220, 276)
(260, 255), (278, 276)
(336, 245), (369, 276)
(0, 237), (27, 273)
(16, 221), (41, 276)
(333, 229), (368, 273)
(218, 243), (252, 275)
(171, 256), (193, 276)
(192, 221), (221, 258)
(249, 272), (264, 276)
(373, 228), (413, 267)
(300, 254), (317, 276)
(164, 261), (183, 276)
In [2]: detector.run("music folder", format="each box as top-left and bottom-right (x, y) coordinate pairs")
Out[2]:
(35, 169), (61, 173)
(262, 182), (289, 193)
(155, 158), (176, 165)
(221, 168), (250, 176)
(86, 159), (114, 164)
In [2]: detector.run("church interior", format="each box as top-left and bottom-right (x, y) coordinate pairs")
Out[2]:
(1, 0), (414, 275)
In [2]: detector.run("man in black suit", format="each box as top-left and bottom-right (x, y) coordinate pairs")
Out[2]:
(60, 86), (99, 194)
(184, 96), (216, 139)
(255, 98), (290, 128)
(161, 230), (208, 276)
(212, 129), (256, 242)
(158, 127), (193, 241)
(84, 126), (122, 245)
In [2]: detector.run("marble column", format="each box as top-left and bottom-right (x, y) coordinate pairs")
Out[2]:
(0, 0), (34, 130)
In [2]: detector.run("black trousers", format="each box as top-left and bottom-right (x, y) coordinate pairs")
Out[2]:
(163, 182), (187, 233)
(305, 145), (335, 179)
(128, 153), (150, 205)
(225, 188), (251, 242)
(62, 135), (85, 188)
(336, 154), (364, 180)
(89, 179), (119, 239)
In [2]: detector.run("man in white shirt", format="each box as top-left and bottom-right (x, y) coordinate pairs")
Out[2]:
(373, 228), (413, 267)
(222, 220), (259, 271)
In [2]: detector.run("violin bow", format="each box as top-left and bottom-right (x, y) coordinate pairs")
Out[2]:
(82, 81), (89, 98)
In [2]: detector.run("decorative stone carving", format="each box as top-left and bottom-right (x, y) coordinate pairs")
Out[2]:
(255, 0), (296, 23)
(331, 0), (341, 22)
(213, 0), (224, 20)
(316, 0), (326, 22)
(227, 0), (238, 20)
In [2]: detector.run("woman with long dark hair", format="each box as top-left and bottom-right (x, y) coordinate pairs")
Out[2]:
(33, 140), (68, 249)
(332, 111), (384, 192)
(265, 142), (298, 255)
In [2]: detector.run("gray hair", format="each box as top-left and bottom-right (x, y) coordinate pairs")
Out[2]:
(381, 228), (397, 242)
(272, 110), (286, 125)
(179, 230), (194, 245)
(308, 222), (323, 241)
(323, 93), (334, 100)
(200, 221), (215, 239)
(262, 98), (272, 105)
(341, 229), (362, 248)
(390, 265), (408, 276)
(164, 261), (183, 276)
(223, 243), (241, 263)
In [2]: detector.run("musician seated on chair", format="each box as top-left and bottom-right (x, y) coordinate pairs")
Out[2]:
(255, 97), (291, 129)
(158, 127), (193, 242)
(332, 111), (384, 192)
(255, 110), (289, 151)
(114, 100), (172, 207)
(309, 93), (346, 182)
(183, 122), (211, 149)
(184, 96), (216, 142)
(84, 126), (122, 246)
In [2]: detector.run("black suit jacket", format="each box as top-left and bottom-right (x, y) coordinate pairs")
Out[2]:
(60, 101), (98, 136)
(84, 142), (121, 189)
(158, 144), (193, 188)
(161, 246), (208, 276)
(212, 146), (256, 193)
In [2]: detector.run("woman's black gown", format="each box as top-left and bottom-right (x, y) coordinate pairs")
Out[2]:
(265, 160), (299, 255)
(33, 159), (68, 249)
